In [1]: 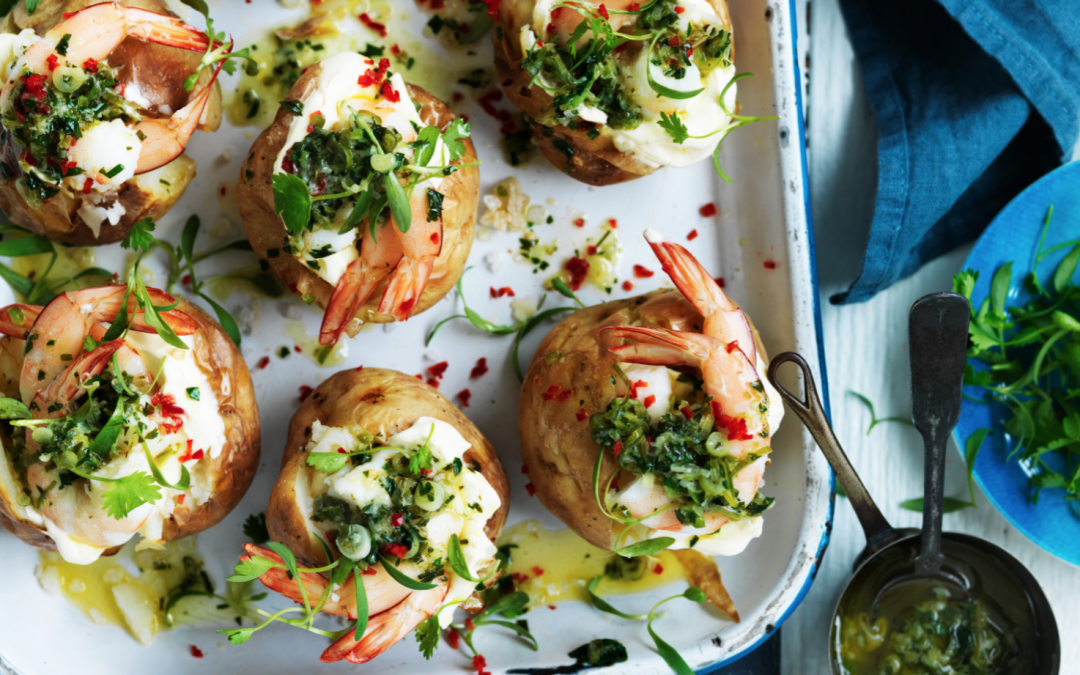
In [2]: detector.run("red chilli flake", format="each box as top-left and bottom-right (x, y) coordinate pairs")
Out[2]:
(470, 358), (489, 379)
(380, 81), (401, 103)
(294, 345), (303, 353)
(82, 58), (98, 72)
(715, 276), (726, 288)
(298, 385), (314, 402)
(427, 361), (449, 379)
(654, 563), (665, 574)
(643, 394), (656, 408)
(477, 89), (519, 136)
(542, 385), (560, 401)
(525, 482), (536, 496)
(152, 393), (185, 434)
(390, 44), (402, 56)
(457, 389), (472, 407)
(489, 286), (515, 298)
(465, 618), (476, 632)
(257, 356), (270, 370)
(628, 2), (640, 10)
(381, 543), (409, 558)
(576, 408), (589, 422)
(532, 566), (545, 577)
(573, 218), (585, 228)
(597, 3), (609, 19)
(699, 202), (718, 217)
(45, 54), (59, 72)
(687, 229), (699, 241)
(480, 0), (502, 18)
(564, 257), (590, 291)
(521, 464), (530, 475)
(613, 439), (624, 458)
(177, 493), (186, 505)
(362, 567), (378, 576)
(390, 512), (405, 527)
(473, 654), (491, 675)
(190, 646), (203, 658)
(763, 260), (777, 270)
(717, 414), (755, 441)
(725, 340), (739, 354)
(82, 178), (94, 194)
(680, 405), (694, 420)
(446, 629), (461, 650)
(622, 280), (634, 292)
(674, 5), (685, 13)
(358, 13), (388, 36)
(633, 265), (655, 278)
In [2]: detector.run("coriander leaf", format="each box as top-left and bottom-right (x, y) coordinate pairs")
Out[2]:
(227, 555), (276, 583)
(101, 472), (161, 519)
(0, 397), (31, 419)
(426, 188), (444, 223)
(415, 613), (440, 659)
(243, 512), (270, 544)
(475, 591), (530, 622)
(379, 555), (437, 590)
(279, 99), (304, 115)
(408, 432), (434, 475)
(272, 173), (313, 235)
(440, 119), (471, 162)
(658, 111), (689, 144)
(121, 218), (158, 252)
(307, 451), (351, 475)
(952, 269), (978, 303)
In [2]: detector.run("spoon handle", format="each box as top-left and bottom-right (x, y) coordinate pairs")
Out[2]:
(768, 352), (892, 542)
(909, 293), (971, 576)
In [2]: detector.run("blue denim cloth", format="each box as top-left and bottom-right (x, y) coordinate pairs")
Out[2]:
(832, 0), (1080, 304)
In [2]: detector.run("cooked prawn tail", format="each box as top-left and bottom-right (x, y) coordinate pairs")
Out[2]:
(321, 585), (447, 664)
(242, 544), (358, 619)
(93, 285), (197, 335)
(320, 258), (384, 346)
(644, 229), (734, 315)
(0, 304), (41, 339)
(34, 339), (126, 414)
(377, 256), (434, 322)
(602, 326), (715, 368)
(45, 4), (212, 60)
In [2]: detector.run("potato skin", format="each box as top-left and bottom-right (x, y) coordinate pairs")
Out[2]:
(0, 0), (224, 246)
(268, 368), (509, 568)
(0, 299), (260, 551)
(494, 0), (732, 185)
(518, 289), (765, 550)
(237, 66), (480, 337)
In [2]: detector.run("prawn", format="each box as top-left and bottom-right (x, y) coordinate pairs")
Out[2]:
(0, 3), (229, 174)
(7, 285), (195, 405)
(549, 0), (641, 45)
(242, 543), (447, 664)
(601, 229), (772, 519)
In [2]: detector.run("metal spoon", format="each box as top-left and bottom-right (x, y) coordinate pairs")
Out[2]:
(767, 292), (1060, 674)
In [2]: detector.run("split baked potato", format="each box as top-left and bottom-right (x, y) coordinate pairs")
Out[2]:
(494, 0), (741, 185)
(0, 0), (225, 245)
(238, 52), (480, 343)
(519, 232), (783, 563)
(239, 368), (508, 664)
(0, 289), (260, 563)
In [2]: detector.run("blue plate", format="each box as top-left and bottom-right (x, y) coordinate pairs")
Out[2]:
(956, 160), (1080, 566)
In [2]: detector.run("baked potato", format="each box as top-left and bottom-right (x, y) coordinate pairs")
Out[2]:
(0, 286), (260, 564)
(519, 231), (783, 558)
(0, 0), (226, 245)
(494, 0), (742, 185)
(237, 367), (509, 664)
(238, 51), (480, 345)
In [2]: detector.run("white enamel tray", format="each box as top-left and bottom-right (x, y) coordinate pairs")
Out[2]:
(0, 0), (831, 672)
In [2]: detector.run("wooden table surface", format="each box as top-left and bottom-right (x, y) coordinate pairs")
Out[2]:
(779, 0), (1080, 671)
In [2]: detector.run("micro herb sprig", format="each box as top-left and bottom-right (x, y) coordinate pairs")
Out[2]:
(955, 205), (1080, 511)
(178, 2), (259, 91)
(848, 391), (914, 435)
(657, 73), (779, 182)
(223, 542), (372, 645)
(122, 216), (280, 346)
(0, 223), (113, 304)
(425, 268), (580, 380)
(587, 579), (707, 675)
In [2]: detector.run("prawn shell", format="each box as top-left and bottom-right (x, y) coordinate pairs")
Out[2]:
(267, 368), (509, 569)
(237, 63), (480, 337)
(493, 0), (734, 186)
(517, 289), (767, 550)
(0, 299), (261, 553)
(0, 0), (224, 246)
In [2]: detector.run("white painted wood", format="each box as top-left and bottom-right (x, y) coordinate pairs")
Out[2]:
(784, 0), (1080, 671)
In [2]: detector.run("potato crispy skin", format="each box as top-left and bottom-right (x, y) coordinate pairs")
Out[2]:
(268, 368), (509, 568)
(0, 0), (224, 246)
(518, 289), (765, 550)
(237, 65), (480, 337)
(0, 300), (261, 551)
(493, 0), (733, 185)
